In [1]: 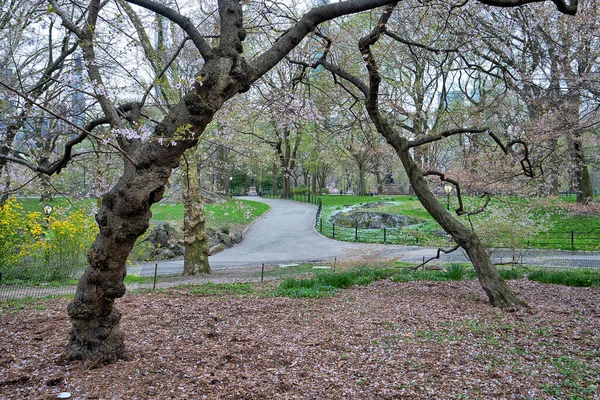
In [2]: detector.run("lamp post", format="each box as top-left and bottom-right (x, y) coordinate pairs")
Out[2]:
(444, 184), (452, 211)
(43, 203), (53, 265)
(43, 203), (53, 224)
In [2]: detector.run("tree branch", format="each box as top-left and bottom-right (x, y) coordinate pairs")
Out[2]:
(249, 0), (399, 82)
(125, 0), (213, 60)
(408, 128), (488, 148)
(414, 244), (461, 270)
(476, 0), (577, 15)
(0, 80), (138, 173)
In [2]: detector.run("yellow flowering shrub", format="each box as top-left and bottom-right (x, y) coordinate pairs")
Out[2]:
(0, 198), (98, 283)
(0, 198), (43, 273)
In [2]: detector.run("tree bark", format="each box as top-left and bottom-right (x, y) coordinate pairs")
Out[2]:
(271, 159), (278, 196)
(183, 148), (210, 275)
(67, 85), (229, 365)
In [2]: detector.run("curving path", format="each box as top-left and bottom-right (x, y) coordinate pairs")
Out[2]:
(208, 197), (403, 268)
(132, 197), (600, 276)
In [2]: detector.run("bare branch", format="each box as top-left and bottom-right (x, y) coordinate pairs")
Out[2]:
(141, 37), (190, 107)
(476, 0), (577, 15)
(383, 30), (463, 53)
(414, 244), (461, 270)
(408, 128), (488, 148)
(250, 0), (400, 81)
(125, 0), (213, 60)
(488, 132), (540, 178)
(0, 80), (139, 173)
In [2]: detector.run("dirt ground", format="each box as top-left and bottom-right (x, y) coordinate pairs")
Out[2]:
(1, 278), (599, 399)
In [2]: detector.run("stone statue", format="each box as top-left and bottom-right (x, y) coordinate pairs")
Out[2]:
(383, 171), (395, 184)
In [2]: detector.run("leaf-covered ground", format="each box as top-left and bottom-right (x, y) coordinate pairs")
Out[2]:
(1, 279), (599, 399)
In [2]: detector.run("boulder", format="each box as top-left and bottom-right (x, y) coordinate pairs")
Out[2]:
(217, 232), (232, 247)
(232, 231), (243, 244)
(209, 243), (228, 255)
(330, 210), (420, 229)
(152, 248), (176, 261)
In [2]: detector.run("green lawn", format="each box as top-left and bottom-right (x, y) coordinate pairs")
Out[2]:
(15, 196), (269, 232)
(316, 194), (600, 251)
(150, 198), (269, 230)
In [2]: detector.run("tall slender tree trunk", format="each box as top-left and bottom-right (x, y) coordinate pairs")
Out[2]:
(572, 139), (593, 203)
(183, 148), (210, 275)
(271, 159), (278, 196)
(357, 159), (367, 195)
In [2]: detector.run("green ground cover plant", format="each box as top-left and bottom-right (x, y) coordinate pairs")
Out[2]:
(527, 268), (600, 287)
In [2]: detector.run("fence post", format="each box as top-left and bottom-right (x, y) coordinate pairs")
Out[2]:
(261, 263), (265, 283)
(333, 223), (336, 239)
(153, 263), (158, 290)
(355, 226), (358, 242)
(383, 227), (387, 244)
(571, 231), (574, 249)
(320, 218), (323, 233)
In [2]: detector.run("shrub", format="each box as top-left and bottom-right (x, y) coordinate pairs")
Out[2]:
(446, 264), (467, 280)
(0, 200), (97, 284)
(498, 268), (524, 280)
(0, 198), (44, 281)
(292, 185), (309, 195)
(528, 268), (600, 287)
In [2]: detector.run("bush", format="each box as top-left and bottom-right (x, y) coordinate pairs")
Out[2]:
(0, 200), (97, 284)
(446, 264), (467, 280)
(292, 185), (308, 195)
(528, 268), (600, 287)
(498, 268), (524, 280)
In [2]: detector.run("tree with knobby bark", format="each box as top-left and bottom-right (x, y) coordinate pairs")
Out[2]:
(117, 0), (211, 274)
(0, 0), (579, 366)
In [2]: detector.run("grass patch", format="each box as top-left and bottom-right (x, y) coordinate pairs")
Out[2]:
(274, 267), (397, 298)
(446, 264), (468, 280)
(528, 268), (600, 287)
(316, 195), (600, 251)
(151, 198), (269, 229)
(498, 268), (525, 280)
(543, 355), (599, 398)
(181, 282), (255, 296)
(391, 266), (477, 282)
(256, 264), (319, 280)
(0, 294), (74, 313)
(124, 274), (155, 284)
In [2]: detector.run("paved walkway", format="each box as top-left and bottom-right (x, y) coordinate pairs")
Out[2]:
(131, 197), (600, 276)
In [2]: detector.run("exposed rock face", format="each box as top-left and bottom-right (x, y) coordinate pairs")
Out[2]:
(132, 224), (243, 260)
(330, 209), (420, 229)
(133, 224), (184, 261)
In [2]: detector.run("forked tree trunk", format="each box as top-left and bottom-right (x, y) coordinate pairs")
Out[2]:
(183, 148), (210, 275)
